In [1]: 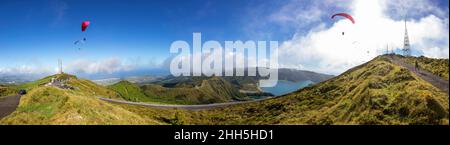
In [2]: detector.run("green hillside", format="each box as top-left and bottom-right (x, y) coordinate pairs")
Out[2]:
(108, 81), (152, 102)
(200, 77), (248, 101)
(398, 55), (449, 80)
(154, 69), (333, 93)
(67, 77), (123, 100)
(155, 76), (264, 95)
(122, 55), (449, 125)
(110, 77), (249, 105)
(146, 77), (248, 104)
(0, 85), (17, 98)
(0, 74), (163, 125)
(1, 74), (247, 124)
(19, 74), (123, 100)
(2, 55), (448, 125)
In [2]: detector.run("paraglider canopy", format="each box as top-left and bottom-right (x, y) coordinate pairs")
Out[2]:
(331, 13), (354, 35)
(331, 13), (355, 24)
(81, 21), (90, 32)
(76, 21), (90, 50)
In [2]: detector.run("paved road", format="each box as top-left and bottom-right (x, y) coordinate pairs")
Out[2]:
(388, 55), (449, 95)
(0, 95), (21, 120)
(100, 97), (269, 110)
(103, 56), (449, 110)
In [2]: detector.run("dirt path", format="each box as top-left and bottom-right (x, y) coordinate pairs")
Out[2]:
(101, 56), (449, 110)
(0, 95), (21, 120)
(100, 97), (269, 110)
(388, 55), (449, 95)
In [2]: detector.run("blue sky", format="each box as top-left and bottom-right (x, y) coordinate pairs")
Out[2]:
(0, 0), (448, 76)
(0, 0), (248, 66)
(0, 0), (293, 73)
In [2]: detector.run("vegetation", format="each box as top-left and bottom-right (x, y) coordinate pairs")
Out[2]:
(0, 75), (162, 125)
(108, 77), (249, 104)
(121, 55), (449, 125)
(0, 85), (18, 98)
(108, 81), (152, 102)
(16, 75), (55, 90)
(147, 77), (248, 104)
(1, 56), (448, 125)
(399, 55), (449, 80)
(110, 77), (249, 105)
(66, 77), (123, 100)
(277, 68), (334, 83)
(155, 69), (333, 92)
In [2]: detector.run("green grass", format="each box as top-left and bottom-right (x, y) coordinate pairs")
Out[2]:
(119, 56), (449, 125)
(16, 75), (55, 90)
(0, 85), (18, 98)
(398, 55), (449, 80)
(0, 85), (163, 125)
(109, 77), (248, 105)
(108, 81), (154, 102)
(2, 55), (448, 125)
(0, 74), (161, 125)
(142, 77), (249, 104)
(67, 78), (122, 100)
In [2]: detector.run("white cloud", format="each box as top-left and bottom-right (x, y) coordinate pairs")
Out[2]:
(166, 46), (268, 75)
(0, 57), (160, 76)
(0, 65), (55, 76)
(66, 58), (137, 74)
(269, 0), (352, 28)
(0, 59), (56, 76)
(269, 2), (323, 27)
(382, 0), (448, 19)
(277, 0), (449, 75)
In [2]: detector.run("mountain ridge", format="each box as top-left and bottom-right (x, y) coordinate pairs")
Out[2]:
(120, 55), (449, 125)
(109, 77), (248, 105)
(1, 55), (448, 125)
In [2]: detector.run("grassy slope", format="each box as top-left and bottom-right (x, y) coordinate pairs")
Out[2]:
(199, 77), (247, 100)
(0, 86), (162, 124)
(110, 77), (248, 105)
(16, 75), (54, 90)
(2, 55), (448, 125)
(142, 77), (248, 104)
(156, 76), (262, 92)
(1, 74), (248, 125)
(0, 74), (163, 125)
(399, 55), (449, 80)
(141, 84), (211, 104)
(68, 78), (123, 100)
(108, 81), (154, 102)
(0, 85), (18, 98)
(122, 55), (449, 125)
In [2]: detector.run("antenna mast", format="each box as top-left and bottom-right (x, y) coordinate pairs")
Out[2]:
(386, 44), (389, 55)
(402, 14), (411, 56)
(58, 59), (63, 74)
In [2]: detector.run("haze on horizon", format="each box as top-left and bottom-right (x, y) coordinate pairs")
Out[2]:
(0, 0), (448, 78)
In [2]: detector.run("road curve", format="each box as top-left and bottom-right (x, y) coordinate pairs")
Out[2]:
(99, 97), (269, 110)
(0, 95), (21, 120)
(388, 55), (449, 95)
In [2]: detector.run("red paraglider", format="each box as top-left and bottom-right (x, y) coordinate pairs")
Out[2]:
(331, 13), (355, 24)
(75, 21), (91, 50)
(81, 21), (90, 32)
(331, 13), (354, 35)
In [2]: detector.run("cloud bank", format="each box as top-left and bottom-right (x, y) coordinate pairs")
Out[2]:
(0, 65), (54, 76)
(0, 57), (159, 77)
(273, 0), (448, 75)
(66, 58), (137, 74)
(2, 0), (448, 77)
